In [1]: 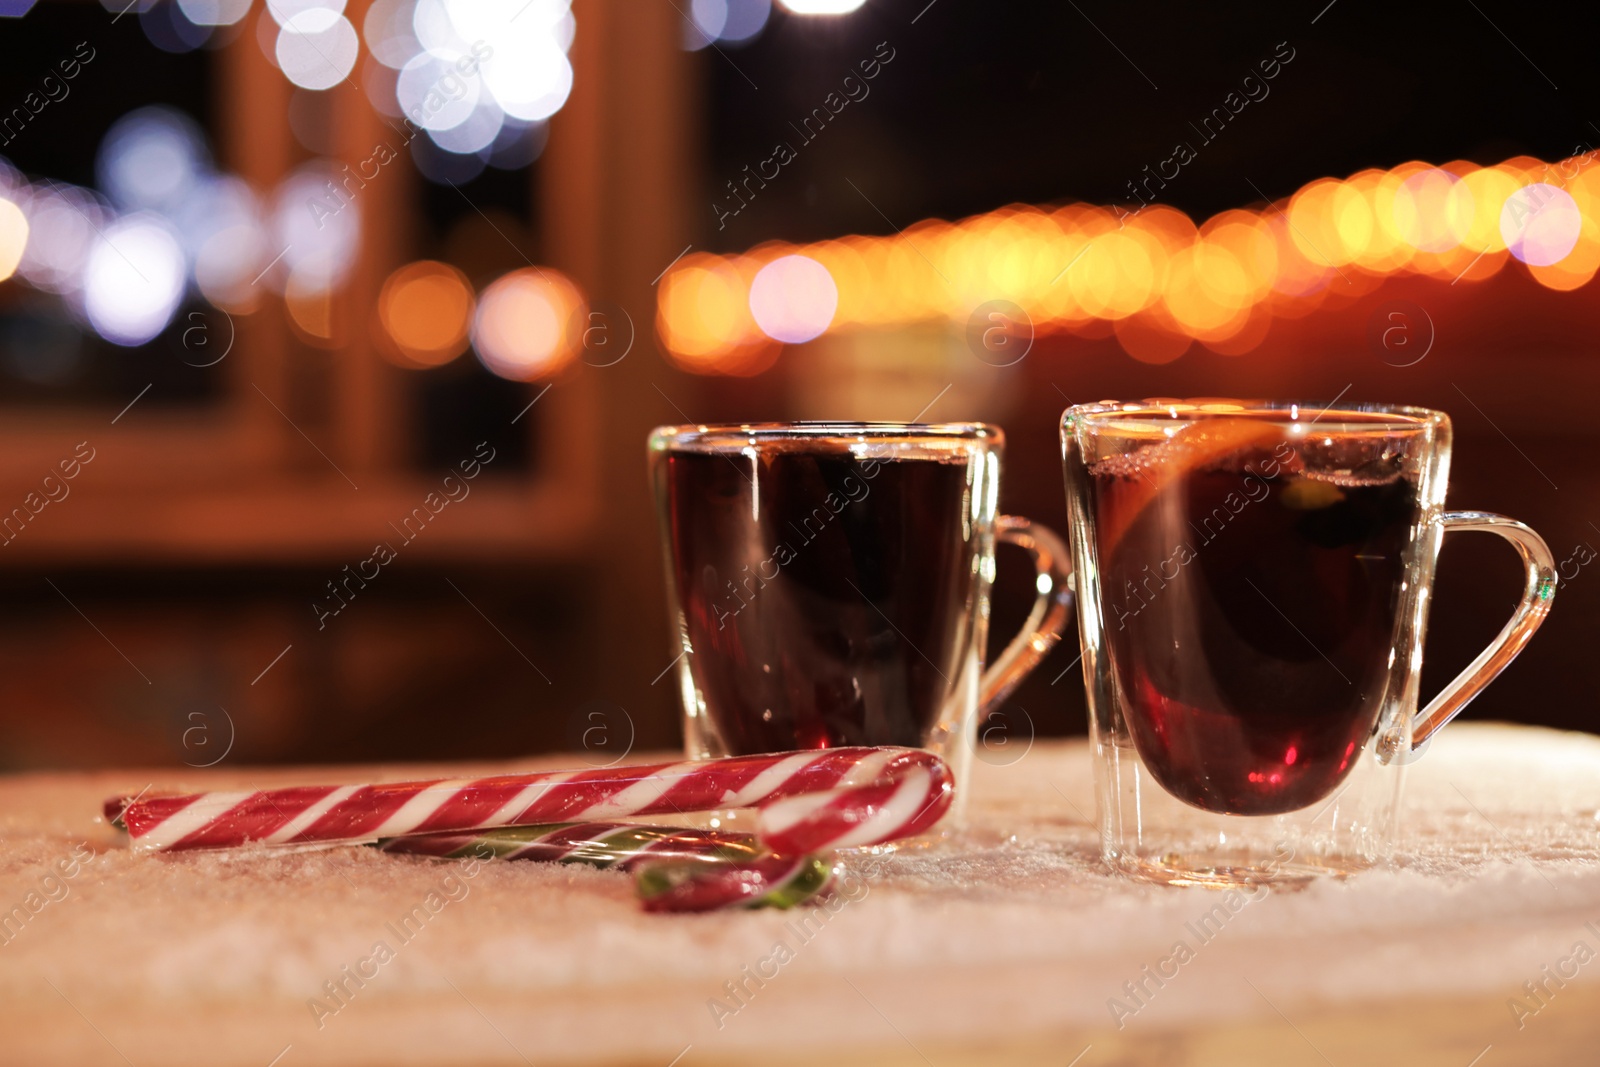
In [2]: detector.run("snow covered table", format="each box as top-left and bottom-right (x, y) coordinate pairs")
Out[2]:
(1, 723), (1598, 1066)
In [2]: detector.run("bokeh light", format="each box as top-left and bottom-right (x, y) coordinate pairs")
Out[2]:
(268, 0), (345, 25)
(657, 148), (1600, 372)
(410, 133), (487, 184)
(4, 103), (269, 343)
(81, 216), (186, 346)
(364, 0), (419, 67)
(471, 267), (584, 381)
(1115, 311), (1191, 365)
(176, 0), (252, 26)
(1501, 183), (1582, 267)
(358, 0), (574, 171)
(484, 118), (548, 170)
(362, 54), (404, 117)
(140, 1), (214, 53)
(428, 99), (504, 154)
(0, 197), (27, 282)
(269, 162), (363, 294)
(1393, 168), (1473, 253)
(184, 176), (267, 310)
(659, 260), (754, 359)
(480, 38), (572, 122)
(685, 0), (770, 49)
(778, 0), (867, 12)
(171, 174), (259, 259)
(749, 254), (838, 343)
(396, 49), (483, 131)
(17, 185), (103, 295)
(276, 8), (360, 91)
(719, 0), (771, 40)
(97, 107), (208, 214)
(377, 260), (475, 368)
(285, 271), (338, 344)
(684, 0), (727, 49)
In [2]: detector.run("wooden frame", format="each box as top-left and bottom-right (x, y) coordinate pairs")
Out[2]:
(0, 0), (604, 565)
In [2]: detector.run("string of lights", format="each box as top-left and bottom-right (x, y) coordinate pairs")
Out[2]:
(656, 153), (1600, 373)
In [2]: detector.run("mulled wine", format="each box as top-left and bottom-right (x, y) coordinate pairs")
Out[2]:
(1089, 418), (1419, 816)
(661, 445), (977, 755)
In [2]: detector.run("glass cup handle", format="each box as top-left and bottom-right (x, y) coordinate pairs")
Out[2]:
(979, 516), (1076, 713)
(1409, 510), (1558, 752)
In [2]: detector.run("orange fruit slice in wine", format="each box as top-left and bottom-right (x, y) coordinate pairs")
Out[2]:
(1097, 417), (1290, 555)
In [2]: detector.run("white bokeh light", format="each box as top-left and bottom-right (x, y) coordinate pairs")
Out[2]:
(362, 56), (404, 117)
(721, 0), (770, 41)
(362, 0), (419, 67)
(270, 162), (361, 293)
(1501, 183), (1582, 267)
(777, 0), (866, 12)
(684, 0), (727, 49)
(410, 133), (486, 184)
(440, 0), (569, 43)
(173, 176), (267, 305)
(196, 222), (268, 308)
(551, 9), (575, 51)
(97, 107), (208, 214)
(176, 0), (251, 26)
(0, 158), (26, 200)
(685, 0), (768, 48)
(749, 255), (838, 344)
(483, 117), (549, 170)
(18, 185), (105, 295)
(368, 0), (574, 167)
(396, 49), (483, 131)
(428, 99), (504, 154)
(481, 42), (572, 122)
(411, 0), (463, 51)
(143, 1), (214, 51)
(266, 0), (345, 25)
(170, 174), (259, 258)
(82, 216), (186, 346)
(276, 8), (359, 91)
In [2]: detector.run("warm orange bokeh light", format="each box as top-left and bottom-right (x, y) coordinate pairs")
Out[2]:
(656, 255), (776, 375)
(1392, 167), (1474, 254)
(1529, 212), (1600, 291)
(284, 268), (338, 346)
(472, 267), (585, 382)
(377, 261), (475, 369)
(656, 149), (1600, 371)
(0, 198), (28, 282)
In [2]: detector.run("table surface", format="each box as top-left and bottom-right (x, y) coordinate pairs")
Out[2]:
(2, 723), (1599, 1067)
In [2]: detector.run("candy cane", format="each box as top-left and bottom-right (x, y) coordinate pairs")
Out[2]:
(105, 746), (951, 857)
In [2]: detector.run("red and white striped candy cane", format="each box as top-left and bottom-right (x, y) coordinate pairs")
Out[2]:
(105, 746), (951, 856)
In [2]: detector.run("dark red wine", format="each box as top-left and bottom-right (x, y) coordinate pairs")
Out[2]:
(662, 447), (977, 755)
(1091, 421), (1417, 815)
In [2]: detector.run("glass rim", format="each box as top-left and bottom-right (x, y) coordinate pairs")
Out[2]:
(651, 421), (1003, 453)
(1062, 399), (1447, 435)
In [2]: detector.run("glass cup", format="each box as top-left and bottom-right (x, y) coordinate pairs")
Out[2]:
(1060, 400), (1556, 886)
(649, 422), (1073, 815)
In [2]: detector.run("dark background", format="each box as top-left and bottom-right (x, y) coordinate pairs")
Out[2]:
(707, 0), (1593, 242)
